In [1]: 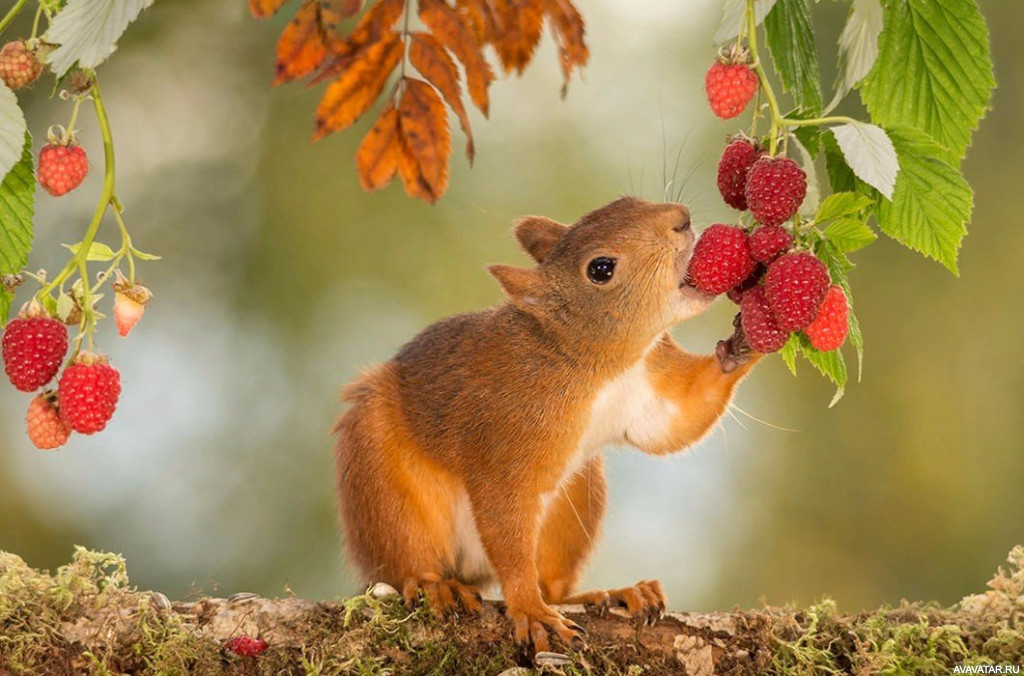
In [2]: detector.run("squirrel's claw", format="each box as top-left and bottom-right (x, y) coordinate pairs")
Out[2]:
(402, 576), (484, 617)
(510, 606), (587, 653)
(717, 313), (754, 374)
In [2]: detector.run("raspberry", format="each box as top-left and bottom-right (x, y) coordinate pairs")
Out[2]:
(804, 284), (850, 352)
(38, 143), (89, 197)
(26, 391), (72, 450)
(705, 59), (758, 119)
(113, 283), (152, 338)
(225, 636), (268, 657)
(745, 157), (807, 227)
(58, 354), (121, 435)
(2, 316), (69, 392)
(0, 41), (42, 91)
(726, 264), (765, 304)
(740, 287), (789, 353)
(764, 252), (830, 332)
(749, 225), (794, 263)
(717, 138), (763, 210)
(687, 224), (757, 295)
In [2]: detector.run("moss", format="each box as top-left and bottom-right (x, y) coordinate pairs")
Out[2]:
(1, 546), (1021, 675)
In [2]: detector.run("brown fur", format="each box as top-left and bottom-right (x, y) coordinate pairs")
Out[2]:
(334, 197), (759, 651)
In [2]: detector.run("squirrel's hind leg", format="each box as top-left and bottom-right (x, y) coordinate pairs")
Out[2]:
(334, 367), (480, 616)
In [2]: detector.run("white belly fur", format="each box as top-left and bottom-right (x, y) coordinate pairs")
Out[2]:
(452, 347), (680, 583)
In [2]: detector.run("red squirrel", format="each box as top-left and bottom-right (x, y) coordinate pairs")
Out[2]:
(334, 197), (759, 651)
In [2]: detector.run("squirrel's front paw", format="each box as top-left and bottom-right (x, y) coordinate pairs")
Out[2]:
(507, 604), (586, 653)
(716, 312), (754, 374)
(401, 575), (483, 618)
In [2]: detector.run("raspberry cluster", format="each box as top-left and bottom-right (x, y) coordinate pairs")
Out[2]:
(2, 307), (123, 450)
(686, 129), (848, 354)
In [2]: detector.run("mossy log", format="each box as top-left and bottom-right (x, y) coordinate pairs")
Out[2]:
(1, 547), (1021, 675)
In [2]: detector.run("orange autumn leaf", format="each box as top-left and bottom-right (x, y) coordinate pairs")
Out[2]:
(320, 0), (365, 26)
(409, 32), (475, 162)
(488, 0), (545, 74)
(314, 0), (406, 83)
(419, 0), (494, 116)
(455, 0), (495, 45)
(398, 78), (451, 203)
(546, 0), (588, 94)
(314, 31), (403, 140)
(274, 0), (329, 86)
(356, 103), (403, 191)
(249, 0), (288, 19)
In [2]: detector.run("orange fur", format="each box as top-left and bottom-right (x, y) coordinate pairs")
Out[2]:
(334, 197), (759, 650)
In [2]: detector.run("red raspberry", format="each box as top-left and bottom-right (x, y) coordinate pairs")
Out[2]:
(687, 224), (757, 295)
(764, 252), (830, 332)
(58, 354), (121, 435)
(726, 264), (765, 304)
(717, 138), (763, 210)
(225, 636), (268, 657)
(804, 284), (850, 351)
(705, 59), (758, 119)
(740, 287), (789, 353)
(26, 391), (72, 450)
(2, 316), (69, 392)
(745, 157), (807, 227)
(38, 143), (89, 197)
(0, 40), (42, 90)
(749, 225), (794, 263)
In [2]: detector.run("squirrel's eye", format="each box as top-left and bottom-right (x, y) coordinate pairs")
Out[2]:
(586, 257), (616, 285)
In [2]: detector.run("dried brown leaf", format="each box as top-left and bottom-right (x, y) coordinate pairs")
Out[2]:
(488, 0), (544, 74)
(455, 0), (495, 45)
(409, 32), (474, 163)
(356, 103), (403, 191)
(419, 0), (494, 116)
(546, 0), (588, 94)
(274, 1), (330, 86)
(250, 0), (289, 19)
(314, 0), (406, 82)
(398, 78), (451, 203)
(313, 31), (404, 140)
(320, 0), (365, 26)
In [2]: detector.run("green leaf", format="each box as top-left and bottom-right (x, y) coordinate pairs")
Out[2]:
(822, 132), (858, 194)
(792, 125), (821, 159)
(797, 333), (847, 407)
(44, 0), (155, 77)
(790, 133), (819, 218)
(0, 134), (34, 325)
(877, 126), (972, 275)
(815, 192), (874, 222)
(130, 248), (161, 261)
(715, 0), (779, 44)
(764, 0), (822, 115)
(0, 83), (27, 183)
(830, 122), (898, 200)
(859, 0), (994, 163)
(824, 217), (877, 253)
(828, 0), (883, 110)
(780, 333), (799, 376)
(63, 241), (117, 261)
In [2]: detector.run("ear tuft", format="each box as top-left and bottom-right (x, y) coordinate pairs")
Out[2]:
(515, 216), (569, 263)
(487, 264), (544, 307)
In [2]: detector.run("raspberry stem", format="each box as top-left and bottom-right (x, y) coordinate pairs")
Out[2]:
(0, 0), (28, 35)
(745, 0), (782, 155)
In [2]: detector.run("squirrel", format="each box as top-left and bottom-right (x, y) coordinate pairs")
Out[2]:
(334, 196), (759, 652)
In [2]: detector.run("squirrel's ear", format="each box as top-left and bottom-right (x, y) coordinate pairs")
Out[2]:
(515, 216), (568, 263)
(487, 264), (545, 307)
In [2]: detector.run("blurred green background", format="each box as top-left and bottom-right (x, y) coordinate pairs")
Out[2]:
(1, 0), (1020, 612)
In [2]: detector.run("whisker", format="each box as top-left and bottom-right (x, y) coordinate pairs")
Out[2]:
(728, 403), (802, 433)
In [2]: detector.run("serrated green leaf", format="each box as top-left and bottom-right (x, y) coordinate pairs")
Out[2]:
(764, 0), (822, 115)
(63, 241), (117, 261)
(780, 333), (799, 376)
(797, 334), (847, 406)
(824, 217), (877, 253)
(828, 0), (883, 111)
(830, 122), (899, 200)
(816, 192), (874, 222)
(792, 125), (821, 159)
(790, 134), (819, 218)
(823, 132), (858, 194)
(0, 134), (34, 325)
(44, 0), (155, 77)
(0, 83), (27, 184)
(715, 0), (779, 44)
(859, 0), (994, 163)
(877, 126), (971, 275)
